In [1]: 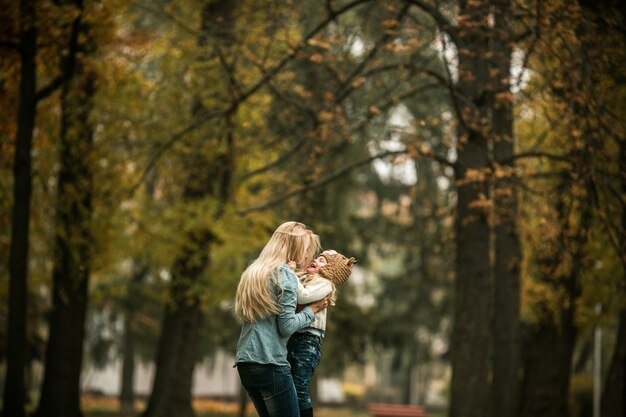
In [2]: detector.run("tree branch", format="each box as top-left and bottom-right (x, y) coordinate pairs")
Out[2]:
(36, 75), (63, 101)
(0, 41), (19, 50)
(237, 150), (406, 214)
(500, 151), (572, 165)
(402, 0), (459, 46)
(130, 0), (377, 193)
(336, 3), (412, 103)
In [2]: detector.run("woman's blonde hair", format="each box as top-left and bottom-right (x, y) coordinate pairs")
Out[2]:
(235, 221), (320, 322)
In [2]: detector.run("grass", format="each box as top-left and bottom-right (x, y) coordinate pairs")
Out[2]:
(82, 396), (445, 417)
(82, 396), (371, 417)
(84, 406), (370, 417)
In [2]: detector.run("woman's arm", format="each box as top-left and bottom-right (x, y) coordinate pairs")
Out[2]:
(276, 266), (327, 337)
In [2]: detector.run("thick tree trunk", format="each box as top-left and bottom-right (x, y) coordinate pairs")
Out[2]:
(3, 2), (37, 416)
(119, 266), (146, 414)
(141, 227), (213, 417)
(141, 294), (204, 417)
(119, 317), (136, 414)
(579, 2), (626, 415)
(35, 72), (95, 417)
(143, 3), (237, 416)
(601, 136), (626, 417)
(602, 310), (626, 417)
(520, 172), (591, 417)
(520, 315), (577, 417)
(35, 6), (96, 416)
(491, 2), (521, 417)
(449, 2), (492, 417)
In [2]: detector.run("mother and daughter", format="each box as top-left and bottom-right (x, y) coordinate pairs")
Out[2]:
(234, 221), (356, 417)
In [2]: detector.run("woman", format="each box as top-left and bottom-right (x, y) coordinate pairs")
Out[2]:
(234, 221), (329, 417)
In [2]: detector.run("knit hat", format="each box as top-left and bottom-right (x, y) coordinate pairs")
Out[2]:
(319, 249), (356, 285)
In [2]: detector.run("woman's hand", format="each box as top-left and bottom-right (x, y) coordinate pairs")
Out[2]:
(309, 296), (330, 314)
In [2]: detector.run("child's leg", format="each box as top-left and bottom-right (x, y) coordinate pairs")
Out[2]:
(287, 332), (322, 413)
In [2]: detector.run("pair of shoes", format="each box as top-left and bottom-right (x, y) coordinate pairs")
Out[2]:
(300, 407), (314, 417)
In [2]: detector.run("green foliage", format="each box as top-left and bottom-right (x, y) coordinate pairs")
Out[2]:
(3, 0), (624, 410)
(516, 0), (625, 331)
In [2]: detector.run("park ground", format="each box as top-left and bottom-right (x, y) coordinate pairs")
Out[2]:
(80, 395), (447, 417)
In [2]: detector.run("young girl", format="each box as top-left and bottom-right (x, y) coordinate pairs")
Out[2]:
(288, 249), (356, 417)
(234, 221), (329, 417)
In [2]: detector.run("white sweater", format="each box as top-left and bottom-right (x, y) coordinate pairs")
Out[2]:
(296, 275), (334, 335)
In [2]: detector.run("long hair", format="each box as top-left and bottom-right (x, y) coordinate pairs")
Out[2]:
(235, 221), (320, 322)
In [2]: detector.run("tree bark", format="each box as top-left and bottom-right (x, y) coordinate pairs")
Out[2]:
(141, 291), (204, 417)
(449, 1), (492, 417)
(35, 3), (96, 415)
(601, 3), (626, 409)
(3, 1), (37, 416)
(142, 3), (238, 416)
(491, 1), (521, 417)
(120, 265), (147, 414)
(35, 72), (94, 417)
(602, 311), (626, 417)
(120, 315), (136, 414)
(600, 133), (626, 417)
(520, 174), (592, 417)
(520, 315), (577, 417)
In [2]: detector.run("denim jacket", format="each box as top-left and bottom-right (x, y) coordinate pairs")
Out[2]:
(235, 265), (315, 367)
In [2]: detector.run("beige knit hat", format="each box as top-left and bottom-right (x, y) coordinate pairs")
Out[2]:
(319, 249), (356, 285)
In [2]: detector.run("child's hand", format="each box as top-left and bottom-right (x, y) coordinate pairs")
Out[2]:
(287, 260), (297, 270)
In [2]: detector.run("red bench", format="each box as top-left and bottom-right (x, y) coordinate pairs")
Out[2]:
(367, 403), (427, 417)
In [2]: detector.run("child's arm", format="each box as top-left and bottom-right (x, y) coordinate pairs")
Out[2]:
(296, 276), (333, 304)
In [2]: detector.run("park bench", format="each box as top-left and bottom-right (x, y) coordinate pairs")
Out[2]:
(367, 402), (427, 417)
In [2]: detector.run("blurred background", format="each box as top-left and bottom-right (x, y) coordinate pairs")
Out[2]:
(1, 1), (624, 417)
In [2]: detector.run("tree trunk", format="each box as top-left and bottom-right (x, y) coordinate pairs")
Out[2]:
(600, 135), (626, 417)
(35, 5), (96, 416)
(520, 315), (577, 417)
(3, 2), (37, 416)
(141, 293), (204, 417)
(602, 310), (626, 417)
(491, 1), (521, 417)
(120, 317), (136, 414)
(141, 226), (214, 417)
(142, 3), (237, 416)
(520, 173), (592, 417)
(449, 1), (492, 417)
(119, 266), (146, 414)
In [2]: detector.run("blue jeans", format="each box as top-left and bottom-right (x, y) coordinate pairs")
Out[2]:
(237, 362), (300, 417)
(287, 332), (322, 412)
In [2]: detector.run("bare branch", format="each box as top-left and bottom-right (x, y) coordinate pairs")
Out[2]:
(130, 0), (377, 193)
(0, 41), (19, 50)
(237, 138), (310, 182)
(135, 1), (200, 38)
(336, 3), (411, 102)
(500, 151), (572, 165)
(128, 115), (215, 195)
(36, 75), (63, 101)
(402, 0), (459, 45)
(237, 149), (407, 214)
(237, 143), (450, 215)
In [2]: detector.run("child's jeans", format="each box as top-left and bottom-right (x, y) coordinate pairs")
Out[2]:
(287, 331), (323, 411)
(237, 362), (301, 417)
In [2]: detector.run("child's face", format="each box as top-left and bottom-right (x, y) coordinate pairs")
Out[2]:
(305, 255), (328, 274)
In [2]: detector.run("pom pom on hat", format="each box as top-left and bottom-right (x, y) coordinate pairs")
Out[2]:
(319, 249), (356, 285)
